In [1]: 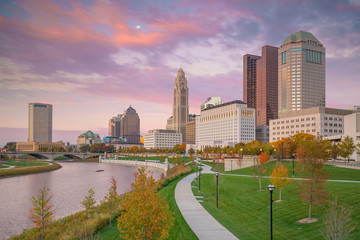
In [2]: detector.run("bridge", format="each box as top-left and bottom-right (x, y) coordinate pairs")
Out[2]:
(0, 152), (102, 160)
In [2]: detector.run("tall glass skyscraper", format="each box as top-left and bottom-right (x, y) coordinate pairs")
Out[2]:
(278, 31), (325, 113)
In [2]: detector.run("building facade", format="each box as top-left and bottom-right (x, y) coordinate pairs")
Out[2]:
(29, 103), (52, 142)
(278, 30), (326, 113)
(343, 113), (360, 161)
(166, 68), (189, 143)
(186, 115), (197, 145)
(269, 107), (354, 142)
(120, 106), (140, 143)
(195, 100), (255, 149)
(243, 55), (261, 109)
(108, 115), (121, 137)
(256, 45), (279, 126)
(144, 129), (182, 149)
(16, 141), (65, 152)
(201, 97), (223, 111)
(77, 130), (101, 145)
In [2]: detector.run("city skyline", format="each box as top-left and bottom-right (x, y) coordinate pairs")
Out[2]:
(0, 0), (359, 146)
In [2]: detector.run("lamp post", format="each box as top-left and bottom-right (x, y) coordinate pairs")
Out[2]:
(240, 148), (243, 159)
(216, 172), (219, 209)
(198, 165), (201, 192)
(268, 184), (275, 240)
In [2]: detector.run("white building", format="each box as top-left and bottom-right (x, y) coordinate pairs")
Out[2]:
(201, 97), (223, 110)
(195, 100), (255, 150)
(144, 129), (182, 149)
(269, 107), (354, 142)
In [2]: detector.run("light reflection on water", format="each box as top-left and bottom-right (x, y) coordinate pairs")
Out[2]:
(0, 161), (162, 239)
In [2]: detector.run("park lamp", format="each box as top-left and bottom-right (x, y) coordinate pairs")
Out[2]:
(267, 184), (275, 192)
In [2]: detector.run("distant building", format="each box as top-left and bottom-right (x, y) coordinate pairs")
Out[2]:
(269, 107), (354, 142)
(16, 141), (65, 152)
(278, 30), (325, 113)
(28, 103), (52, 142)
(201, 97), (223, 111)
(195, 100), (256, 149)
(77, 130), (101, 145)
(108, 115), (121, 137)
(349, 106), (360, 112)
(243, 55), (261, 110)
(186, 114), (197, 145)
(166, 68), (189, 143)
(120, 106), (140, 143)
(256, 125), (269, 143)
(144, 129), (182, 149)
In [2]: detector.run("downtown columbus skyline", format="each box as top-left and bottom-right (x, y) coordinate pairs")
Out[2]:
(0, 0), (359, 146)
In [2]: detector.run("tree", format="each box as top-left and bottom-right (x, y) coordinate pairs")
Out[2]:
(38, 146), (49, 152)
(117, 168), (174, 240)
(29, 184), (55, 239)
(80, 144), (90, 153)
(253, 152), (270, 191)
(81, 188), (96, 217)
(188, 148), (195, 155)
(330, 142), (340, 160)
(270, 163), (292, 201)
(102, 177), (120, 227)
(4, 142), (16, 151)
(320, 196), (357, 240)
(339, 136), (356, 162)
(296, 137), (331, 221)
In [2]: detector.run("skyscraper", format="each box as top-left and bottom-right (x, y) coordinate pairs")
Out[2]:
(120, 106), (140, 143)
(243, 46), (278, 126)
(108, 114), (121, 137)
(256, 45), (279, 125)
(28, 103), (52, 142)
(243, 54), (261, 109)
(166, 68), (189, 143)
(278, 30), (325, 113)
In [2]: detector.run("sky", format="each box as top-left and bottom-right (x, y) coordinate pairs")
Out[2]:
(0, 0), (359, 146)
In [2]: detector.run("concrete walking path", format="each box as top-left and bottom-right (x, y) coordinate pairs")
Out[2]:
(175, 161), (238, 240)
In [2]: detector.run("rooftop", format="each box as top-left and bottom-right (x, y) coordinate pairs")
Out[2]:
(282, 30), (320, 44)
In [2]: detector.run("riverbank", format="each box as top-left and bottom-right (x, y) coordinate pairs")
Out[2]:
(0, 162), (62, 178)
(9, 163), (194, 239)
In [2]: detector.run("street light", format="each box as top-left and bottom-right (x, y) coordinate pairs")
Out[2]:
(216, 172), (219, 209)
(292, 153), (295, 177)
(198, 165), (202, 192)
(240, 148), (243, 159)
(268, 184), (275, 240)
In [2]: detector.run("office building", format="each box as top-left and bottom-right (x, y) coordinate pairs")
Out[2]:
(16, 141), (65, 152)
(144, 129), (182, 149)
(243, 55), (261, 109)
(28, 103), (52, 142)
(269, 107), (354, 142)
(120, 106), (140, 143)
(108, 115), (121, 137)
(195, 100), (256, 149)
(166, 68), (189, 143)
(278, 30), (325, 113)
(201, 97), (223, 111)
(186, 114), (197, 145)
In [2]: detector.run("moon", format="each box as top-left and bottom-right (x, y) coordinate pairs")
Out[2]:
(136, 25), (141, 29)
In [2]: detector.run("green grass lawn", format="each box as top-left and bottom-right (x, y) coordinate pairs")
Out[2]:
(116, 155), (191, 163)
(0, 160), (49, 169)
(194, 172), (360, 240)
(205, 160), (360, 181)
(98, 175), (197, 240)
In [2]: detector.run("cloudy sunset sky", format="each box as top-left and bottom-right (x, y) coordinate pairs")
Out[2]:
(0, 0), (359, 146)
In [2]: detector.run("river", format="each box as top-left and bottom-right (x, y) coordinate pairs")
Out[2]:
(0, 161), (162, 239)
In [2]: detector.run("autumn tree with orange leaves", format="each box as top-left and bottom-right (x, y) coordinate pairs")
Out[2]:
(29, 184), (54, 239)
(296, 137), (331, 222)
(270, 163), (292, 201)
(253, 152), (270, 191)
(117, 168), (174, 240)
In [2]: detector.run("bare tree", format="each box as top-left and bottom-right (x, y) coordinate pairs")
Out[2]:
(321, 196), (357, 240)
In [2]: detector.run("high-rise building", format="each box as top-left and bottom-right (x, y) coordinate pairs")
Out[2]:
(108, 114), (121, 137)
(186, 114), (197, 145)
(256, 45), (279, 126)
(278, 30), (325, 113)
(166, 68), (189, 143)
(243, 54), (261, 109)
(120, 106), (140, 143)
(144, 129), (182, 149)
(28, 103), (52, 142)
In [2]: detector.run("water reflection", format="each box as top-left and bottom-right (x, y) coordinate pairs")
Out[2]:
(0, 161), (162, 239)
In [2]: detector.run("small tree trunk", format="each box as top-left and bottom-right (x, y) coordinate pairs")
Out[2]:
(308, 201), (312, 220)
(259, 177), (262, 191)
(279, 189), (282, 201)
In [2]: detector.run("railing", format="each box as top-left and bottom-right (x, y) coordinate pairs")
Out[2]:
(99, 156), (170, 172)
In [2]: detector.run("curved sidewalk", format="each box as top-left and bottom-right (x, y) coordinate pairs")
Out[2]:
(175, 163), (238, 240)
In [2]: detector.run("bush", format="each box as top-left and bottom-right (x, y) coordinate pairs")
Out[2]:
(0, 163), (61, 177)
